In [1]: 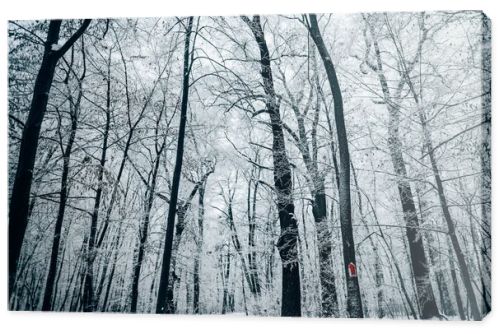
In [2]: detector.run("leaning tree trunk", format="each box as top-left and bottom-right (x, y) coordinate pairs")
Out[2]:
(418, 108), (481, 320)
(308, 14), (363, 318)
(242, 15), (301, 317)
(156, 16), (194, 314)
(9, 19), (90, 299)
(365, 19), (440, 318)
(448, 240), (466, 320)
(400, 57), (481, 319)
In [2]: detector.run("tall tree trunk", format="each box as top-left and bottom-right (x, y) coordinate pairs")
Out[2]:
(308, 14), (363, 318)
(242, 15), (301, 317)
(156, 16), (194, 314)
(364, 18), (440, 318)
(403, 62), (481, 320)
(479, 13), (491, 314)
(9, 19), (90, 299)
(83, 51), (111, 312)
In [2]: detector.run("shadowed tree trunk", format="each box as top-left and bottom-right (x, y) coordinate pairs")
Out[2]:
(307, 13), (363, 318)
(242, 15), (302, 317)
(9, 19), (90, 300)
(156, 16), (194, 314)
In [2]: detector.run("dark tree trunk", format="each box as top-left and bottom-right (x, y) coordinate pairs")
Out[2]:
(164, 205), (187, 314)
(9, 19), (90, 299)
(242, 15), (301, 317)
(193, 182), (206, 314)
(308, 14), (363, 318)
(479, 14), (491, 315)
(156, 17), (194, 314)
(312, 184), (339, 317)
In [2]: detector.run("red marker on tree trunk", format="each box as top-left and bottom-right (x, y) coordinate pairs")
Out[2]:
(348, 262), (357, 278)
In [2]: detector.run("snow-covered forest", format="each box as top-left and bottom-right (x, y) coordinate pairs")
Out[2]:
(8, 12), (491, 319)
